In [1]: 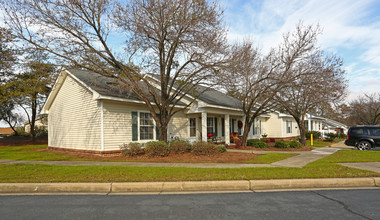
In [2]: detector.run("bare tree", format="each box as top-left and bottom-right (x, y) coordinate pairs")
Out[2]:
(220, 23), (327, 147)
(218, 41), (280, 146)
(348, 93), (380, 125)
(3, 0), (228, 142)
(276, 50), (347, 145)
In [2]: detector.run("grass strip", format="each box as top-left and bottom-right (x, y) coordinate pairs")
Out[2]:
(306, 141), (332, 147)
(243, 153), (298, 164)
(0, 160), (378, 183)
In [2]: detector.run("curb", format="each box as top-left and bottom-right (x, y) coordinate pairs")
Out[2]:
(0, 178), (379, 194)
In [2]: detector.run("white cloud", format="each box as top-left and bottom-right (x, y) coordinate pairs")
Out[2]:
(224, 0), (380, 101)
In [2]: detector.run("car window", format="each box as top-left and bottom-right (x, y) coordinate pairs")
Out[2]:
(350, 128), (365, 135)
(368, 128), (380, 136)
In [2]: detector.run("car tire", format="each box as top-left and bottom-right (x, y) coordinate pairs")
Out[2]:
(357, 141), (371, 150)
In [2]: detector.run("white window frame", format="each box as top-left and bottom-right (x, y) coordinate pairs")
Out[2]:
(137, 111), (156, 142)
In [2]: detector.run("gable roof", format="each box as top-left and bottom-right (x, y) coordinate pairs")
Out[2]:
(42, 69), (243, 113)
(0, 128), (13, 135)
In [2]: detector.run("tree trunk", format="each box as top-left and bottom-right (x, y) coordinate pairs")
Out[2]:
(30, 97), (37, 140)
(159, 123), (168, 143)
(241, 118), (254, 147)
(298, 122), (306, 146)
(5, 120), (18, 136)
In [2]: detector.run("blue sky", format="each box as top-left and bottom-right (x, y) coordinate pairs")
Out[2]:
(222, 0), (380, 101)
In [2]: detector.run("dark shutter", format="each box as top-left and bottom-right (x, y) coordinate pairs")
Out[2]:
(214, 117), (218, 136)
(132, 112), (138, 141)
(221, 118), (225, 137)
(156, 114), (160, 140)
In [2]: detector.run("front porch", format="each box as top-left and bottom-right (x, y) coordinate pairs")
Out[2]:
(186, 109), (262, 144)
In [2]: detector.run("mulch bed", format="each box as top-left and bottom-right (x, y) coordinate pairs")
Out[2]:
(42, 148), (259, 163)
(226, 144), (313, 151)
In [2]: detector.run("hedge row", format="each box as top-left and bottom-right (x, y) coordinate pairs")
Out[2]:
(274, 140), (302, 149)
(120, 141), (226, 157)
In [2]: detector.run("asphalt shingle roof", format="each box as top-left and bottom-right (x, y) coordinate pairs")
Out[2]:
(68, 69), (242, 109)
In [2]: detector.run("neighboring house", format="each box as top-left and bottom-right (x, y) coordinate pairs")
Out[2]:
(0, 127), (14, 136)
(24, 115), (48, 133)
(263, 112), (299, 140)
(304, 113), (325, 134)
(41, 69), (267, 153)
(322, 118), (348, 135)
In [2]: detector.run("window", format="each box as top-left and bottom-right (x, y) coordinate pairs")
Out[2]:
(311, 120), (313, 131)
(207, 117), (214, 135)
(369, 128), (380, 136)
(140, 112), (154, 140)
(351, 128), (364, 135)
(189, 118), (196, 137)
(286, 120), (292, 134)
(253, 119), (261, 135)
(319, 122), (321, 130)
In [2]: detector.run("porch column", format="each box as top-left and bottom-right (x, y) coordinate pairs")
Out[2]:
(201, 112), (207, 142)
(308, 117), (311, 131)
(225, 114), (230, 145)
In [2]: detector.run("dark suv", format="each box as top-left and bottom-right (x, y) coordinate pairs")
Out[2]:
(345, 125), (380, 150)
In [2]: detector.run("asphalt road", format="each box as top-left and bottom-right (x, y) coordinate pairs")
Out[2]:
(0, 189), (379, 220)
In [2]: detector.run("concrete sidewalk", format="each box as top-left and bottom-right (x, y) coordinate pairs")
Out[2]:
(340, 162), (380, 174)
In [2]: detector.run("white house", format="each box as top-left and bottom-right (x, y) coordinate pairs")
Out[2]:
(41, 69), (267, 153)
(262, 112), (299, 140)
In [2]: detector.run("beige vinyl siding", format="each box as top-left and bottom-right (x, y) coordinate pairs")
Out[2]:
(282, 117), (299, 137)
(48, 75), (101, 150)
(102, 100), (139, 150)
(263, 113), (283, 138)
(102, 100), (189, 150)
(168, 110), (188, 140)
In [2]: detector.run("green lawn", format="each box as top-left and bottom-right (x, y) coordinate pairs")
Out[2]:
(0, 145), (94, 161)
(306, 141), (332, 147)
(1, 145), (380, 183)
(0, 145), (297, 164)
(317, 149), (380, 163)
(0, 149), (380, 183)
(243, 153), (298, 164)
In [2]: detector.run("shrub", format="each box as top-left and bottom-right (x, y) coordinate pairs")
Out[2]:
(338, 133), (347, 139)
(246, 139), (269, 148)
(274, 140), (290, 148)
(325, 133), (337, 142)
(144, 141), (170, 157)
(192, 142), (220, 155)
(35, 127), (48, 138)
(169, 140), (192, 154)
(289, 140), (302, 148)
(9, 127), (30, 137)
(274, 140), (302, 148)
(120, 142), (145, 157)
(306, 131), (321, 140)
(219, 145), (227, 153)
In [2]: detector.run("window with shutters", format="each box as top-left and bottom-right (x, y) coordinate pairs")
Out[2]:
(140, 112), (154, 140)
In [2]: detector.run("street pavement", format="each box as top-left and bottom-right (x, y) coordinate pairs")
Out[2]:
(0, 189), (379, 220)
